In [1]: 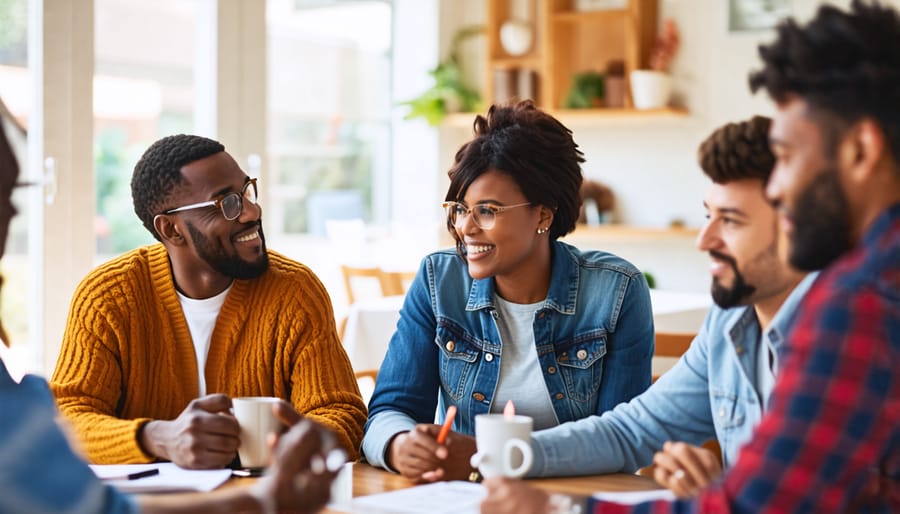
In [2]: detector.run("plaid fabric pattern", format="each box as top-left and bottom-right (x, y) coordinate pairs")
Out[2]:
(592, 203), (900, 514)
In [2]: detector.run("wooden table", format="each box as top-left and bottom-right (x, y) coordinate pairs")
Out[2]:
(228, 462), (662, 512)
(327, 462), (660, 513)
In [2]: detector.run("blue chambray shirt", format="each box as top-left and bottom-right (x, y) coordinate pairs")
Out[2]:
(0, 359), (138, 514)
(362, 240), (654, 470)
(527, 273), (818, 477)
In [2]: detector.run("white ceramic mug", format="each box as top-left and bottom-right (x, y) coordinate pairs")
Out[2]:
(629, 70), (673, 110)
(232, 396), (282, 469)
(469, 414), (534, 478)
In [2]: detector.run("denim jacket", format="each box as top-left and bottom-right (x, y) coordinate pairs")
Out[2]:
(528, 273), (818, 477)
(362, 240), (654, 470)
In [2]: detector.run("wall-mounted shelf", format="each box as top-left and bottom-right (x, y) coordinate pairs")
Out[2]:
(442, 106), (688, 128)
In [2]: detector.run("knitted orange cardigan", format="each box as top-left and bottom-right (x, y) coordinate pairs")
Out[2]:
(51, 243), (366, 464)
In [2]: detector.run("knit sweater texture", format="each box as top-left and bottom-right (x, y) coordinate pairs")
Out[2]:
(50, 243), (366, 464)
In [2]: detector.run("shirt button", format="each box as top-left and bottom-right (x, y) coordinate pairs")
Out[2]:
(576, 349), (588, 360)
(718, 409), (726, 417)
(555, 393), (565, 400)
(484, 353), (494, 362)
(538, 312), (545, 319)
(472, 392), (485, 402)
(548, 366), (557, 374)
(735, 346), (743, 354)
(446, 341), (455, 352)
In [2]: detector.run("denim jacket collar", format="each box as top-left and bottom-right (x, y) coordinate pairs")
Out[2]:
(724, 272), (819, 389)
(465, 241), (579, 315)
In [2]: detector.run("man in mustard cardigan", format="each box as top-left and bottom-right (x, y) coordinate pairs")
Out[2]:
(50, 134), (367, 468)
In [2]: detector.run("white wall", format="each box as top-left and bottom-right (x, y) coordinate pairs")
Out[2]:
(409, 0), (876, 292)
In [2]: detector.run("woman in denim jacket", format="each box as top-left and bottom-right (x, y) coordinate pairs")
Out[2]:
(362, 100), (654, 482)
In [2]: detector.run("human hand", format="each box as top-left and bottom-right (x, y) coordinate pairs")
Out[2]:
(140, 394), (240, 469)
(652, 441), (722, 497)
(481, 477), (549, 514)
(418, 425), (477, 482)
(252, 418), (346, 514)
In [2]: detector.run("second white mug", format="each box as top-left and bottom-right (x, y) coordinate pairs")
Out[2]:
(469, 413), (534, 478)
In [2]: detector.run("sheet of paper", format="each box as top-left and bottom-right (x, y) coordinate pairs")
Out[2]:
(330, 481), (486, 514)
(90, 462), (233, 494)
(591, 488), (677, 505)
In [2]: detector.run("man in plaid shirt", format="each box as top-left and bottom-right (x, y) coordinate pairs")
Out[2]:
(481, 1), (899, 512)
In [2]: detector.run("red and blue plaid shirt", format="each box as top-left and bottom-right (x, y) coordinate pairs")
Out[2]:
(592, 203), (900, 514)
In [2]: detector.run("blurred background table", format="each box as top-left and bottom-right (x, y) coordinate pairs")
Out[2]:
(341, 289), (710, 374)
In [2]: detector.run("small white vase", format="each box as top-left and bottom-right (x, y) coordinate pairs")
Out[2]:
(500, 19), (533, 56)
(629, 70), (672, 109)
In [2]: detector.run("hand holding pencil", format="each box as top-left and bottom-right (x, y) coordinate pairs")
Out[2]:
(385, 404), (477, 483)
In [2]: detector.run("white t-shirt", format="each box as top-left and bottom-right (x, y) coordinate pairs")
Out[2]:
(177, 285), (231, 396)
(489, 295), (559, 430)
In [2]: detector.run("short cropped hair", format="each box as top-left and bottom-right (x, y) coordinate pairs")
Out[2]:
(749, 0), (900, 164)
(131, 134), (225, 241)
(445, 100), (584, 252)
(698, 116), (774, 184)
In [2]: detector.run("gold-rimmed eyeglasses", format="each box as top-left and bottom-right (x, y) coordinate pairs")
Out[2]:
(442, 201), (532, 230)
(162, 178), (258, 221)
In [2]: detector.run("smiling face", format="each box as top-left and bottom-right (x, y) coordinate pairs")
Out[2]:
(453, 169), (550, 290)
(766, 98), (854, 271)
(170, 151), (268, 281)
(697, 179), (794, 308)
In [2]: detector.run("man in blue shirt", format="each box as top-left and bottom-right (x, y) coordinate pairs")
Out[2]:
(0, 117), (337, 513)
(480, 116), (814, 511)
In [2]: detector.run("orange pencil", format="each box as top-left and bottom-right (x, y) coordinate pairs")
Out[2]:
(436, 405), (457, 444)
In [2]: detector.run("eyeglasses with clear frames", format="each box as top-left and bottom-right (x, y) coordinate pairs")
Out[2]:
(442, 201), (532, 230)
(162, 178), (258, 221)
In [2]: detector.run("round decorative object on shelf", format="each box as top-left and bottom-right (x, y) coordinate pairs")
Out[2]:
(500, 19), (533, 56)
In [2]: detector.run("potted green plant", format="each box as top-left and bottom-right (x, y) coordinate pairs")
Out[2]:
(400, 26), (484, 126)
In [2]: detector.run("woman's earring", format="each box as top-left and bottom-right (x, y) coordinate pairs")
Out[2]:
(537, 227), (548, 235)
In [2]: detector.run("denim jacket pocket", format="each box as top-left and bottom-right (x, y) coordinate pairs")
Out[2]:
(710, 389), (746, 430)
(434, 321), (481, 401)
(554, 330), (607, 403)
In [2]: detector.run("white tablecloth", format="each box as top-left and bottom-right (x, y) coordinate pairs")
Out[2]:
(341, 290), (711, 372)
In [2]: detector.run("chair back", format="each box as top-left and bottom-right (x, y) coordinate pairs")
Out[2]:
(653, 331), (694, 382)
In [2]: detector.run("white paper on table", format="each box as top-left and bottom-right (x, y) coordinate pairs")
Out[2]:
(329, 481), (486, 514)
(591, 488), (677, 505)
(89, 462), (233, 494)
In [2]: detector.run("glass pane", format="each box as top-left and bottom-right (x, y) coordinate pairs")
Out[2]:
(266, 0), (392, 238)
(94, 0), (204, 260)
(0, 0), (35, 374)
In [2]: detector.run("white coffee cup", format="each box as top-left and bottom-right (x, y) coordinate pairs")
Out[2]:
(232, 396), (282, 469)
(469, 414), (534, 478)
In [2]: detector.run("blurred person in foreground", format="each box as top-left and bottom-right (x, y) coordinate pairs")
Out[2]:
(363, 100), (654, 482)
(483, 1), (900, 512)
(0, 116), (339, 514)
(50, 134), (366, 468)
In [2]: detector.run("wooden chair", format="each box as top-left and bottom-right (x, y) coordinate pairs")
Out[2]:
(355, 369), (378, 406)
(340, 265), (387, 305)
(652, 331), (695, 383)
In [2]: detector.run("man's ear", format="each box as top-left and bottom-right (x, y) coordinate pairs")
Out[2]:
(153, 214), (186, 246)
(846, 118), (886, 182)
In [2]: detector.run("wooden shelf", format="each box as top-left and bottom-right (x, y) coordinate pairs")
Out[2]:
(442, 106), (688, 128)
(490, 56), (542, 70)
(552, 9), (628, 24)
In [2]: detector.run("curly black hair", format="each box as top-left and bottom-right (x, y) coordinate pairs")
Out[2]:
(749, 0), (900, 162)
(698, 116), (774, 184)
(445, 100), (584, 254)
(131, 134), (225, 241)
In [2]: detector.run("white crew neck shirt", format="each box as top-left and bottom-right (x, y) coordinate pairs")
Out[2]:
(177, 284), (231, 396)
(489, 295), (559, 430)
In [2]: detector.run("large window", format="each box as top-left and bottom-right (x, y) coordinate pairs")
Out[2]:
(94, 0), (205, 258)
(266, 0), (392, 239)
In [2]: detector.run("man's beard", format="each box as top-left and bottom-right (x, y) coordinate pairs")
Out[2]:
(787, 165), (853, 271)
(185, 221), (269, 280)
(709, 250), (757, 309)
